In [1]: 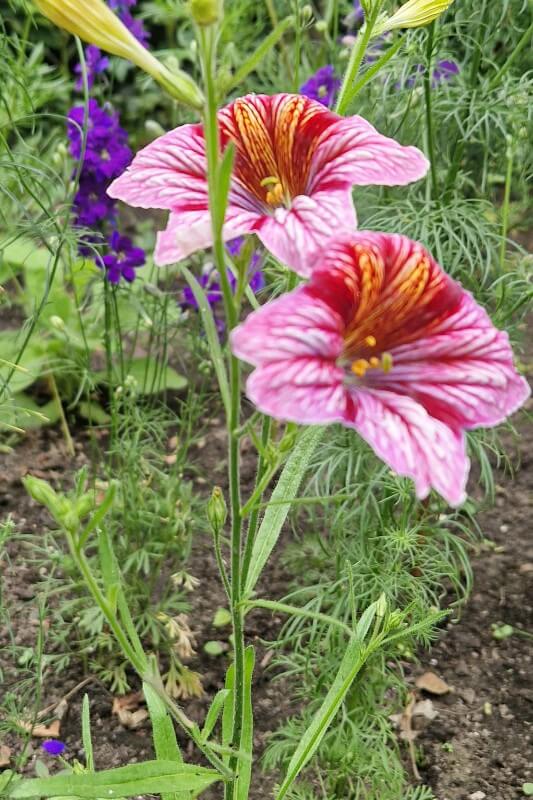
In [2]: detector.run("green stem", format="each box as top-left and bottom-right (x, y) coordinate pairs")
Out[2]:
(198, 25), (245, 800)
(499, 138), (514, 275)
(423, 23), (438, 199)
(488, 20), (533, 92)
(47, 371), (75, 456)
(347, 35), (404, 101)
(335, 1), (382, 116)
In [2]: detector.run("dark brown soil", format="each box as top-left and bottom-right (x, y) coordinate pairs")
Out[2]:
(1, 363), (532, 800)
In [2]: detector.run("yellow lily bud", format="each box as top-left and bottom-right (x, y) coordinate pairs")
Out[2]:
(34, 0), (204, 109)
(376, 0), (454, 33)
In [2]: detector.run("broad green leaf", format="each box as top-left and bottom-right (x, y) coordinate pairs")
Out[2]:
(6, 761), (222, 799)
(143, 683), (188, 800)
(182, 266), (230, 417)
(235, 646), (255, 800)
(95, 358), (187, 395)
(275, 634), (373, 800)
(77, 400), (111, 425)
(0, 394), (59, 430)
(213, 608), (232, 628)
(244, 426), (324, 597)
(204, 640), (225, 656)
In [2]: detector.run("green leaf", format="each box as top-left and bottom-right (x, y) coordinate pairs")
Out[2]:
(213, 143), (235, 233)
(235, 646), (255, 800)
(143, 682), (188, 800)
(81, 694), (94, 772)
(224, 16), (295, 93)
(201, 689), (230, 743)
(213, 608), (232, 628)
(181, 266), (230, 417)
(125, 358), (188, 395)
(523, 783), (533, 796)
(5, 761), (222, 799)
(94, 358), (187, 395)
(275, 633), (375, 800)
(0, 394), (60, 431)
(221, 664), (235, 766)
(204, 640), (225, 656)
(244, 426), (324, 597)
(78, 400), (111, 425)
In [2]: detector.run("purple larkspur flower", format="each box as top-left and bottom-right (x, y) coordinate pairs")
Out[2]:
(300, 65), (341, 108)
(108, 0), (149, 45)
(42, 740), (65, 756)
(404, 59), (460, 89)
(73, 175), (117, 227)
(67, 100), (132, 181)
(101, 230), (145, 284)
(74, 45), (110, 91)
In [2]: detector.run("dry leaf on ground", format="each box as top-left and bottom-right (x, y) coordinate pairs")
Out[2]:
(18, 719), (61, 738)
(415, 670), (451, 695)
(0, 745), (11, 767)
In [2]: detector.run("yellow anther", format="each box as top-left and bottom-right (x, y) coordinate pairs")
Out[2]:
(365, 335), (377, 347)
(351, 359), (370, 378)
(381, 352), (393, 373)
(369, 357), (380, 368)
(265, 183), (284, 206)
(260, 175), (281, 187)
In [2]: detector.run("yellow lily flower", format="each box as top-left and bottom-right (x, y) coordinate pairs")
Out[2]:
(377, 0), (455, 33)
(34, 0), (204, 108)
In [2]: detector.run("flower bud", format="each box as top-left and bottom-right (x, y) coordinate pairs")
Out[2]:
(23, 476), (61, 512)
(376, 0), (455, 34)
(49, 315), (66, 331)
(314, 20), (328, 33)
(34, 0), (204, 108)
(190, 0), (223, 26)
(207, 486), (227, 532)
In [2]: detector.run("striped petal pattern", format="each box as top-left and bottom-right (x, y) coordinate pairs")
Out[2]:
(108, 94), (428, 273)
(231, 232), (530, 506)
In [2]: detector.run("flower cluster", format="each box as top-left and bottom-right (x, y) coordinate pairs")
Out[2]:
(109, 91), (529, 504)
(68, 2), (146, 283)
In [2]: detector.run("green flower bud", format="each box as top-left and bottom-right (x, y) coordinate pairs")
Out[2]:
(23, 476), (60, 512)
(49, 315), (66, 331)
(207, 486), (227, 532)
(190, 0), (223, 26)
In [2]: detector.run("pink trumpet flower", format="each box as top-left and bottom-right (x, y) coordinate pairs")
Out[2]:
(231, 233), (530, 506)
(107, 93), (428, 276)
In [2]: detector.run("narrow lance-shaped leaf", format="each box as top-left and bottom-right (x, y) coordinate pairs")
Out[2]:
(244, 426), (324, 597)
(6, 761), (222, 799)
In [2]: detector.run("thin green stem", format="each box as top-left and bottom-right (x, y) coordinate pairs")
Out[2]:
(199, 25), (245, 800)
(423, 23), (438, 199)
(335, 1), (382, 116)
(488, 20), (533, 92)
(47, 371), (75, 456)
(499, 138), (514, 274)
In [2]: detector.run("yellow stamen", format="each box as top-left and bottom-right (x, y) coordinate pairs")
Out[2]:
(351, 359), (370, 378)
(382, 352), (393, 373)
(364, 335), (377, 347)
(265, 183), (285, 206)
(369, 357), (380, 368)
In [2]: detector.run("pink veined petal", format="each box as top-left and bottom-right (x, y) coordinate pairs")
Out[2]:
(308, 116), (429, 194)
(347, 388), (469, 507)
(107, 124), (208, 211)
(154, 207), (262, 266)
(256, 190), (358, 277)
(231, 286), (345, 366)
(246, 359), (349, 424)
(366, 293), (531, 428)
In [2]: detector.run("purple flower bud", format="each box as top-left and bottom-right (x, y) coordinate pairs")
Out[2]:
(42, 740), (66, 756)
